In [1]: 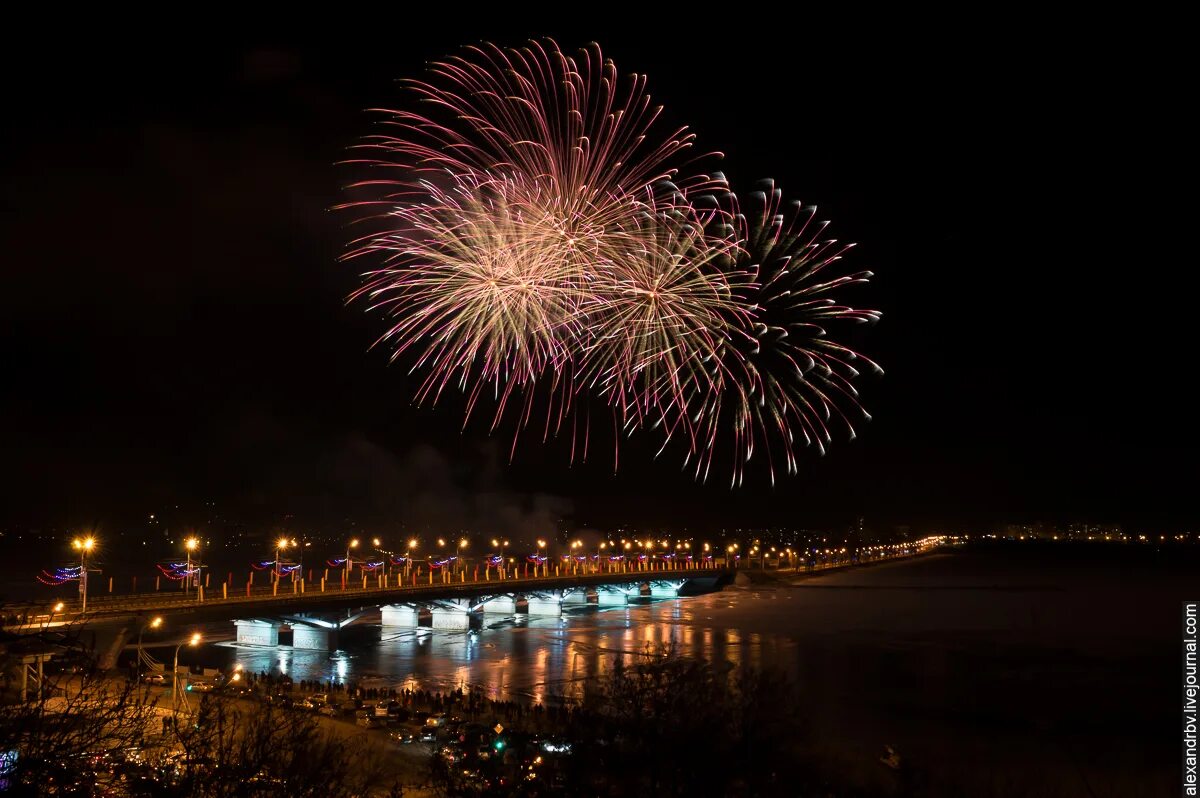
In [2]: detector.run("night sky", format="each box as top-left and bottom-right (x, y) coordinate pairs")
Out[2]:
(1, 18), (1191, 535)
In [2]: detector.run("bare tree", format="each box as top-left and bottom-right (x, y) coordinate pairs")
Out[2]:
(160, 695), (394, 797)
(0, 628), (160, 796)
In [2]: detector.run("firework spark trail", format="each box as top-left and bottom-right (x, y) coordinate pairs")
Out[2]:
(677, 183), (883, 486)
(580, 188), (746, 454)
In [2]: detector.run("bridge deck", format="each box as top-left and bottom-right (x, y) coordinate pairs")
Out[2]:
(10, 567), (729, 627)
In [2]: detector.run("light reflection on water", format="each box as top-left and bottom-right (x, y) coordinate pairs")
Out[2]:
(207, 595), (795, 703)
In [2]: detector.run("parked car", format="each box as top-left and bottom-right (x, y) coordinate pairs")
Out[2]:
(318, 704), (342, 718)
(266, 693), (294, 708)
(186, 680), (215, 693)
(309, 693), (329, 706)
(356, 716), (382, 729)
(390, 724), (420, 745)
(141, 673), (166, 685)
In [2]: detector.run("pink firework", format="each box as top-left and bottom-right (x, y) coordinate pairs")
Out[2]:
(682, 183), (883, 486)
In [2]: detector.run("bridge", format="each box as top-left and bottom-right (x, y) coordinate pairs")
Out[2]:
(5, 564), (730, 665)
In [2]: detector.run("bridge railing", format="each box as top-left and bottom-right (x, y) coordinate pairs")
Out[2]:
(16, 560), (731, 619)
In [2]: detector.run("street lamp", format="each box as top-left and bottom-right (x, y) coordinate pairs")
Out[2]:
(404, 538), (417, 575)
(172, 632), (202, 715)
(184, 537), (199, 597)
(136, 616), (163, 680)
(536, 539), (546, 576)
(71, 536), (96, 612)
(275, 537), (291, 582)
(345, 538), (359, 584)
(43, 601), (66, 631)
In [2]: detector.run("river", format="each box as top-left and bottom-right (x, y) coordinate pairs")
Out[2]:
(163, 545), (1186, 796)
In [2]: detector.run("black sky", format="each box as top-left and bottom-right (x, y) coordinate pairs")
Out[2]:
(1, 16), (1192, 535)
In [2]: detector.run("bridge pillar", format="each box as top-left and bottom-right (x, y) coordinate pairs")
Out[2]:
(381, 605), (419, 627)
(292, 625), (332, 651)
(595, 587), (631, 606)
(234, 619), (279, 647)
(430, 600), (471, 630)
(525, 593), (563, 617)
(561, 588), (594, 605)
(649, 581), (686, 597)
(479, 596), (517, 614)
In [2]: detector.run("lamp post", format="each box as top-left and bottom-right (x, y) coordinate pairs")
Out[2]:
(274, 537), (291, 583)
(136, 616), (163, 680)
(184, 537), (199, 597)
(43, 601), (65, 631)
(536, 539), (546, 577)
(71, 536), (95, 612)
(344, 538), (359, 585)
(458, 538), (468, 576)
(172, 632), (202, 715)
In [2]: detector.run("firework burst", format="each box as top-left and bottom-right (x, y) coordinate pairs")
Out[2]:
(682, 183), (882, 486)
(342, 41), (882, 484)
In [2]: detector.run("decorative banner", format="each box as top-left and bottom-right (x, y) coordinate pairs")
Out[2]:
(486, 555), (504, 566)
(525, 554), (548, 564)
(326, 557), (348, 567)
(429, 556), (457, 569)
(359, 560), (385, 571)
(36, 565), (82, 586)
(250, 560), (277, 571)
(389, 556), (411, 566)
(155, 562), (199, 581)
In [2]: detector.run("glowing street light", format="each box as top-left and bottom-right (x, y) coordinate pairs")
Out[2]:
(345, 538), (359, 584)
(71, 536), (96, 612)
(44, 601), (66, 631)
(172, 632), (202, 714)
(275, 537), (291, 582)
(183, 536), (200, 597)
(136, 616), (163, 680)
